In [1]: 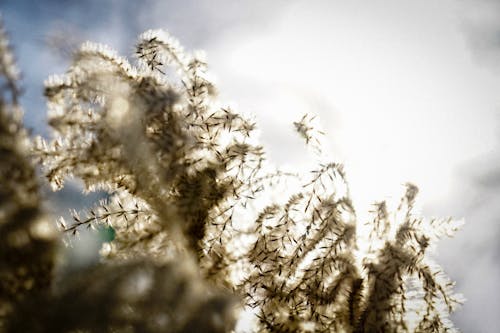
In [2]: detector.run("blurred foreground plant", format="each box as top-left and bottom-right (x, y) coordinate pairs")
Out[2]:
(0, 17), (463, 333)
(0, 19), (57, 329)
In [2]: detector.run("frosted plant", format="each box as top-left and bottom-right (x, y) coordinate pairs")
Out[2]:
(1, 18), (463, 333)
(0, 22), (237, 333)
(36, 30), (265, 260)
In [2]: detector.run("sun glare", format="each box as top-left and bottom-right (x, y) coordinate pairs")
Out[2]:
(214, 1), (497, 223)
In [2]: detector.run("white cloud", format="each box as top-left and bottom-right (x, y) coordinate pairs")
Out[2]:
(210, 0), (499, 209)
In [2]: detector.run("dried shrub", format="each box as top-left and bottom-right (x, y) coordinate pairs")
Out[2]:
(0, 19), (463, 333)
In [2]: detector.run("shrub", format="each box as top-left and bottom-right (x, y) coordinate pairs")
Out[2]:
(0, 18), (463, 333)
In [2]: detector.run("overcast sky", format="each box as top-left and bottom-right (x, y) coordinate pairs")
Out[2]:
(2, 1), (500, 331)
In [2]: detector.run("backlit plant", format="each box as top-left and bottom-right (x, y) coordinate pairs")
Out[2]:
(0, 18), (464, 332)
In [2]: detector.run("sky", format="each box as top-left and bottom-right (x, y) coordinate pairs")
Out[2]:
(2, 0), (500, 331)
